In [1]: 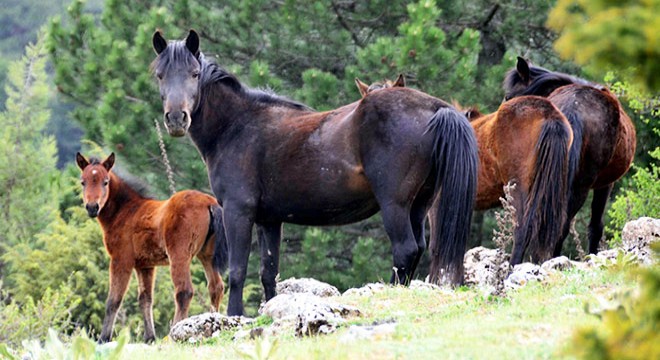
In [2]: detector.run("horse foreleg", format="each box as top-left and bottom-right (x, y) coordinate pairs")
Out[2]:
(223, 202), (256, 316)
(136, 267), (156, 343)
(554, 188), (590, 257)
(99, 260), (132, 343)
(257, 222), (282, 302)
(169, 259), (194, 325)
(198, 254), (225, 312)
(588, 185), (612, 254)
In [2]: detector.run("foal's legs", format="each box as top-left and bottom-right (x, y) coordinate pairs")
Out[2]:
(136, 267), (156, 343)
(257, 222), (282, 301)
(99, 259), (132, 343)
(588, 185), (612, 254)
(198, 252), (225, 312)
(169, 258), (194, 325)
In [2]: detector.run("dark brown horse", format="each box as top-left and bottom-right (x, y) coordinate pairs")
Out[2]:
(504, 57), (636, 255)
(360, 77), (573, 264)
(76, 152), (226, 343)
(151, 30), (479, 316)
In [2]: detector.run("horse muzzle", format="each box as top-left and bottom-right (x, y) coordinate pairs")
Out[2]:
(86, 203), (100, 218)
(164, 110), (190, 137)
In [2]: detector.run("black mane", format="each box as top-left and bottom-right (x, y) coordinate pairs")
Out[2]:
(152, 40), (312, 112)
(504, 64), (597, 97)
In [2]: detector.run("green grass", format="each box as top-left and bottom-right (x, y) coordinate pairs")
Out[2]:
(114, 267), (631, 360)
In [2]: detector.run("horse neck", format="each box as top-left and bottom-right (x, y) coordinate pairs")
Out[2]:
(97, 172), (146, 227)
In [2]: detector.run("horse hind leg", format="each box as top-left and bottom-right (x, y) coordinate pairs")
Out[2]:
(588, 185), (612, 254)
(99, 260), (133, 343)
(380, 202), (418, 285)
(409, 191), (433, 279)
(169, 258), (194, 325)
(136, 267), (157, 343)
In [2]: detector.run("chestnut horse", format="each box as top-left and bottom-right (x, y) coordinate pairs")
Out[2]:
(355, 74), (405, 97)
(504, 57), (636, 255)
(76, 152), (227, 343)
(151, 30), (479, 316)
(359, 77), (573, 264)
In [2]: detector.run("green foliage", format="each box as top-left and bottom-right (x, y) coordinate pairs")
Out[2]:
(5, 328), (130, 360)
(0, 282), (79, 349)
(566, 245), (660, 359)
(548, 0), (660, 92)
(0, 31), (60, 251)
(607, 147), (660, 245)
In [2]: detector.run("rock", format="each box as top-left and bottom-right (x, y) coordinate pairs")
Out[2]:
(621, 217), (659, 265)
(409, 280), (443, 291)
(342, 282), (387, 297)
(339, 322), (397, 342)
(276, 277), (341, 297)
(463, 246), (510, 295)
(504, 263), (547, 290)
(259, 293), (361, 337)
(169, 313), (254, 343)
(541, 256), (574, 272)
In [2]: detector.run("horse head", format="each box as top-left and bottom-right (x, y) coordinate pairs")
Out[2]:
(151, 29), (202, 137)
(503, 56), (601, 100)
(76, 152), (115, 218)
(355, 74), (405, 98)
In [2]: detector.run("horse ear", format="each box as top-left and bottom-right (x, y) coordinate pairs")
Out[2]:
(185, 29), (200, 57)
(103, 152), (116, 171)
(75, 152), (89, 170)
(394, 74), (405, 88)
(516, 56), (530, 83)
(152, 30), (168, 55)
(355, 78), (369, 98)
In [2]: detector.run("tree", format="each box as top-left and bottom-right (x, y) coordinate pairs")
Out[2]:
(0, 32), (59, 257)
(548, 0), (660, 93)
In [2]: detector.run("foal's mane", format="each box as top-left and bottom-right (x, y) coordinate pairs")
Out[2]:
(151, 40), (312, 112)
(87, 157), (152, 199)
(503, 63), (595, 96)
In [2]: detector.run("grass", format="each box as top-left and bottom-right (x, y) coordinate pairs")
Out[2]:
(113, 267), (631, 360)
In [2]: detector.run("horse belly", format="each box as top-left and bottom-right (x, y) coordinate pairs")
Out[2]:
(257, 195), (379, 225)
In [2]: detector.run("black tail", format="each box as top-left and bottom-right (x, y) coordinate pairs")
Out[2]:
(427, 107), (479, 285)
(210, 204), (228, 273)
(513, 119), (572, 264)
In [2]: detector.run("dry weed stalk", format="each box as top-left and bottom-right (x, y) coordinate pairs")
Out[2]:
(493, 182), (517, 251)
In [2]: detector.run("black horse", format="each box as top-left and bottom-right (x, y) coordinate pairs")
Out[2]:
(151, 30), (478, 316)
(504, 56), (636, 256)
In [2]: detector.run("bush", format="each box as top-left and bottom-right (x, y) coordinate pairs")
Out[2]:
(0, 282), (79, 348)
(607, 147), (660, 246)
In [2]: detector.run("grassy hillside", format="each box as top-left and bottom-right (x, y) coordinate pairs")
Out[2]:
(116, 267), (631, 360)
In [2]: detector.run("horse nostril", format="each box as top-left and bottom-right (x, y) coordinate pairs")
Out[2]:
(165, 112), (171, 121)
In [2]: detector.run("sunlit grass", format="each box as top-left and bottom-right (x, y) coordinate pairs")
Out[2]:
(115, 267), (630, 359)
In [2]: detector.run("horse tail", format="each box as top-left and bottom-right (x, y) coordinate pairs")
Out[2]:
(565, 111), (583, 191)
(427, 106), (478, 285)
(210, 204), (228, 273)
(518, 117), (572, 263)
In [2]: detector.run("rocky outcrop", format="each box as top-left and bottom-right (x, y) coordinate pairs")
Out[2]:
(276, 277), (341, 297)
(169, 313), (254, 343)
(621, 217), (659, 265)
(463, 246), (510, 295)
(259, 293), (361, 337)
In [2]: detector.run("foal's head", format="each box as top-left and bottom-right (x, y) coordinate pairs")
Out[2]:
(151, 29), (202, 137)
(355, 74), (406, 98)
(76, 152), (115, 218)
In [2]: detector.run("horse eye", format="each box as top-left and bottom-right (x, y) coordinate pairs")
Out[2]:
(103, 179), (109, 186)
(192, 72), (200, 79)
(81, 181), (86, 187)
(156, 73), (163, 80)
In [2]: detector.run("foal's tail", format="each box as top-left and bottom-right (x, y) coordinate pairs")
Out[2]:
(427, 106), (478, 286)
(512, 117), (572, 264)
(210, 204), (228, 273)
